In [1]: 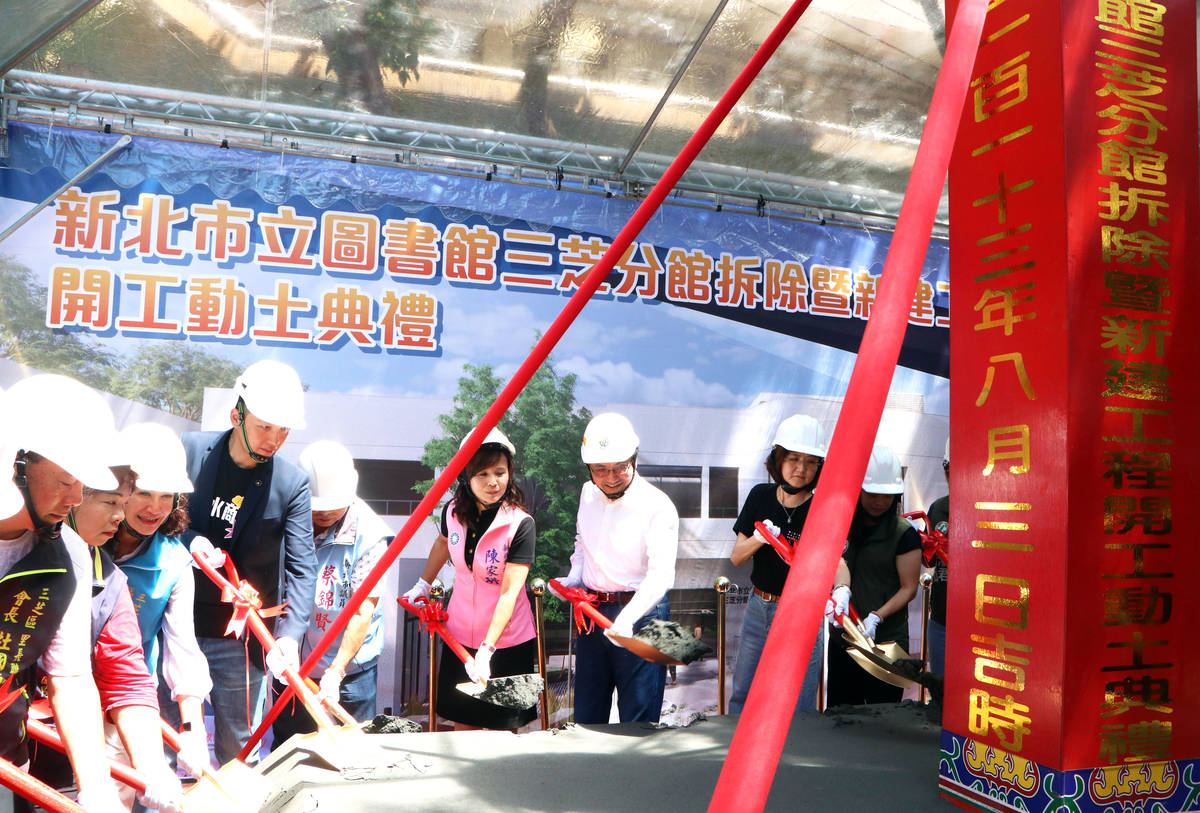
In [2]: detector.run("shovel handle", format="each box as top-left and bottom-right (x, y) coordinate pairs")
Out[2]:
(191, 551), (339, 736)
(0, 752), (86, 813)
(548, 579), (613, 631)
(303, 676), (361, 727)
(753, 521), (794, 566)
(398, 596), (478, 665)
(25, 718), (147, 793)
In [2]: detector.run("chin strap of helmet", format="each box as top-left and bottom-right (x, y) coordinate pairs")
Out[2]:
(13, 452), (62, 541)
(237, 400), (271, 465)
(779, 459), (822, 495)
(118, 518), (149, 544)
(589, 453), (637, 501)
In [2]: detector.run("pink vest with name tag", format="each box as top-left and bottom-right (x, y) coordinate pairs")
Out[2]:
(444, 502), (536, 649)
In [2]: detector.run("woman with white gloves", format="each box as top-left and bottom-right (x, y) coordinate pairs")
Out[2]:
(403, 428), (538, 730)
(728, 413), (831, 714)
(825, 445), (922, 706)
(106, 423), (213, 776)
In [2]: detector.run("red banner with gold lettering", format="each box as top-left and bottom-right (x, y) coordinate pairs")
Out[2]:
(944, 0), (1199, 793)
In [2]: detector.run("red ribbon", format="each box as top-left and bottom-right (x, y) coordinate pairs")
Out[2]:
(0, 676), (22, 715)
(548, 579), (599, 634)
(903, 511), (950, 567)
(217, 560), (287, 640)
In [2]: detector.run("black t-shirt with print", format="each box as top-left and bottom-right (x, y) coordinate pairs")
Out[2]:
(208, 444), (258, 548)
(732, 482), (813, 596)
(440, 502), (535, 569)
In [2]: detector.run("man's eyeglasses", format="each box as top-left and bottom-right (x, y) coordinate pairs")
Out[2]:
(589, 461), (633, 477)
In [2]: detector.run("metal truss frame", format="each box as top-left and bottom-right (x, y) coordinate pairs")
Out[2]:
(1, 70), (948, 236)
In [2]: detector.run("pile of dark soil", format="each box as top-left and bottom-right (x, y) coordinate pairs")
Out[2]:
(363, 714), (423, 734)
(634, 620), (713, 664)
(472, 674), (544, 709)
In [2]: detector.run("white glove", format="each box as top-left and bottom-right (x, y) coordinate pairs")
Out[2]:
(403, 578), (431, 603)
(76, 785), (126, 813)
(318, 666), (344, 703)
(830, 585), (851, 619)
(136, 765), (184, 813)
(862, 612), (882, 641)
(605, 616), (635, 640)
(465, 644), (494, 684)
(175, 728), (211, 778)
(752, 519), (782, 543)
(265, 636), (300, 682)
(823, 599), (842, 628)
(189, 535), (226, 569)
(547, 575), (580, 601)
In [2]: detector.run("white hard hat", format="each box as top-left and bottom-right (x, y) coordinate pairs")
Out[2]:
(4, 374), (118, 492)
(233, 360), (306, 430)
(581, 413), (639, 464)
(119, 423), (194, 494)
(943, 438), (950, 465)
(460, 427), (515, 457)
(862, 445), (904, 494)
(771, 414), (827, 458)
(298, 440), (359, 511)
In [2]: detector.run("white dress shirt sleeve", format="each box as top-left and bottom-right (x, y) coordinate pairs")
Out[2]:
(613, 489), (678, 630)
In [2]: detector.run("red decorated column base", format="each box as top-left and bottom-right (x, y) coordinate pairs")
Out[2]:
(938, 732), (1199, 812)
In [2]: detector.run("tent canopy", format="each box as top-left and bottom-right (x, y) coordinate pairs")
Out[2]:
(1, 0), (946, 228)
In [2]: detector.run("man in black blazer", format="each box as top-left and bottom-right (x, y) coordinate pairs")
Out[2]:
(180, 359), (316, 763)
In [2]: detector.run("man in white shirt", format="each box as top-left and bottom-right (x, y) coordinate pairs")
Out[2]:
(555, 413), (678, 724)
(0, 375), (126, 813)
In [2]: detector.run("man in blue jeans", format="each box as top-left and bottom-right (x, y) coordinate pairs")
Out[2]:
(182, 360), (316, 763)
(553, 413), (678, 724)
(271, 440), (390, 746)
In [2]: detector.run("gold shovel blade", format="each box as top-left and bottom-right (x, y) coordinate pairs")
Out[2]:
(841, 634), (919, 689)
(182, 760), (277, 813)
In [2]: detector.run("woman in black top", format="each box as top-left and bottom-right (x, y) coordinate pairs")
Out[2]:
(728, 413), (828, 714)
(826, 445), (922, 706)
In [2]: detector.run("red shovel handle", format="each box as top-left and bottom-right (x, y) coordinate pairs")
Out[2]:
(0, 752), (85, 813)
(25, 718), (146, 793)
(549, 579), (613, 633)
(192, 552), (337, 734)
(753, 521), (794, 566)
(397, 596), (475, 665)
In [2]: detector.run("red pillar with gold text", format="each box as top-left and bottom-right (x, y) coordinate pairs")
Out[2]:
(939, 1), (1200, 811)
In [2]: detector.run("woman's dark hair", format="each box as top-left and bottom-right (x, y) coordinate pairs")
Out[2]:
(81, 465), (137, 499)
(764, 446), (822, 492)
(158, 493), (190, 538)
(451, 444), (526, 531)
(849, 492), (902, 541)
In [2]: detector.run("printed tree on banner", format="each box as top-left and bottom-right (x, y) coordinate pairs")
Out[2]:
(418, 354), (591, 621)
(107, 343), (244, 422)
(0, 258), (243, 420)
(0, 258), (115, 389)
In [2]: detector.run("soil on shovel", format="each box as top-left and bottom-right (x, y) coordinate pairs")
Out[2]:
(634, 620), (712, 664)
(470, 674), (544, 710)
(363, 714), (423, 734)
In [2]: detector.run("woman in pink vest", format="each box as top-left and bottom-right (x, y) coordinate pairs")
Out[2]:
(404, 428), (537, 730)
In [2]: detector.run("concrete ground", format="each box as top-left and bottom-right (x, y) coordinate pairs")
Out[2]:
(257, 703), (951, 812)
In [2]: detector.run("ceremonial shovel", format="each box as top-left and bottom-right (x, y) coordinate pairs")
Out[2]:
(398, 595), (543, 710)
(839, 604), (920, 689)
(549, 579), (711, 666)
(191, 551), (377, 772)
